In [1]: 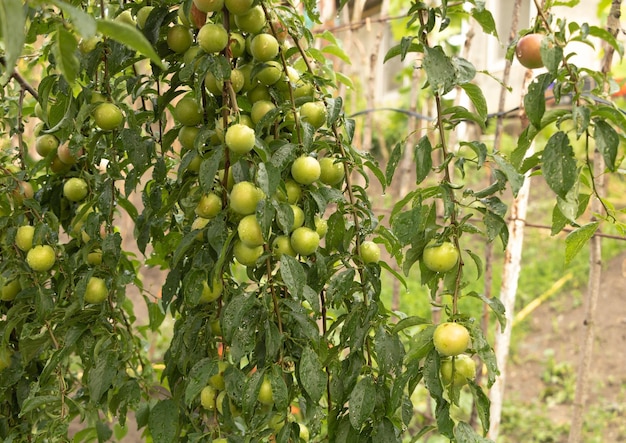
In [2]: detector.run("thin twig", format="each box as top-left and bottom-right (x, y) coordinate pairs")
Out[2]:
(0, 57), (39, 100)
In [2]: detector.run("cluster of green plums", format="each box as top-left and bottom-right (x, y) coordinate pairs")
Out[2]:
(144, 0), (386, 284)
(0, 51), (128, 312)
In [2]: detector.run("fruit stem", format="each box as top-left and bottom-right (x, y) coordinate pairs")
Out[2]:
(265, 254), (284, 336)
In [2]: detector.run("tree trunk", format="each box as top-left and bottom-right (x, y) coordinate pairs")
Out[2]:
(485, 0), (525, 437)
(487, 140), (533, 440)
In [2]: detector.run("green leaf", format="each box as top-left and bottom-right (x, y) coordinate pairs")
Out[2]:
(96, 19), (165, 68)
(264, 320), (282, 361)
(542, 131), (577, 199)
(565, 222), (599, 264)
(391, 206), (422, 246)
(199, 149), (223, 192)
(149, 399), (178, 443)
(551, 0), (580, 5)
(454, 421), (494, 442)
(348, 375), (376, 429)
(493, 155), (524, 197)
(365, 159), (386, 190)
(19, 395), (61, 416)
(465, 292), (506, 330)
(452, 57), (476, 84)
(280, 254), (306, 299)
(0, 0), (26, 84)
(372, 418), (400, 443)
(469, 324), (499, 387)
(224, 365), (246, 406)
(594, 119), (619, 171)
(467, 381), (492, 436)
(461, 83), (488, 122)
(257, 162), (281, 197)
(269, 365), (289, 410)
(423, 46), (456, 95)
(326, 268), (355, 305)
(524, 73), (554, 128)
(405, 325), (435, 363)
(184, 358), (212, 405)
(572, 105), (590, 138)
(299, 347), (326, 402)
(588, 25), (624, 58)
(326, 211), (346, 252)
(53, 26), (80, 84)
(423, 349), (443, 399)
(480, 208), (507, 245)
(326, 96), (343, 126)
(221, 293), (257, 343)
(96, 421), (113, 442)
(591, 105), (626, 133)
(243, 371), (263, 416)
(471, 6), (497, 37)
(436, 397), (454, 438)
(384, 37), (423, 63)
(374, 327), (405, 374)
(442, 105), (486, 129)
(172, 230), (199, 267)
(385, 142), (403, 185)
(540, 36), (563, 75)
(392, 316), (430, 334)
(465, 248), (484, 280)
(336, 71), (354, 89)
(88, 351), (117, 402)
(379, 261), (407, 291)
(51, 0), (97, 38)
(322, 44), (351, 64)
(555, 183), (581, 225)
(414, 135), (433, 184)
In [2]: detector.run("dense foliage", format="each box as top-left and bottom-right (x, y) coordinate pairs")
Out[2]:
(0, 0), (623, 442)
